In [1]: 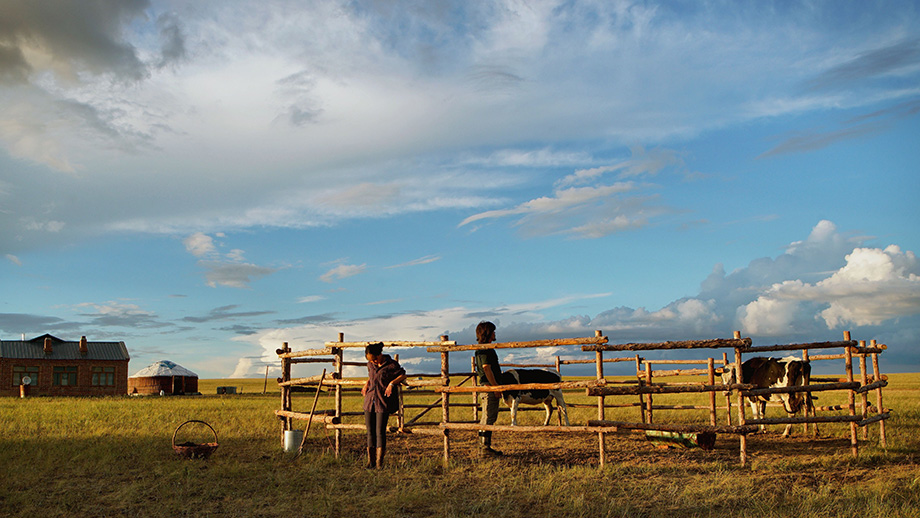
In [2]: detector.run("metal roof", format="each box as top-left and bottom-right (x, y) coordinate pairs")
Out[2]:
(0, 334), (130, 361)
(130, 360), (197, 378)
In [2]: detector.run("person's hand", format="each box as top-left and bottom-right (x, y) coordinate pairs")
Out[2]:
(361, 383), (368, 396)
(384, 383), (393, 397)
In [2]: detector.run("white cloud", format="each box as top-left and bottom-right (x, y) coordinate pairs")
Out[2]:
(183, 232), (216, 257)
(297, 295), (325, 304)
(320, 263), (367, 283)
(5, 254), (21, 266)
(386, 255), (441, 269)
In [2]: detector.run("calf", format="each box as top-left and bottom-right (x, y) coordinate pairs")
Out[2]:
(500, 369), (570, 426)
(722, 356), (811, 436)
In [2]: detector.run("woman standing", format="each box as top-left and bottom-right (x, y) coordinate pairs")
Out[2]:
(361, 342), (406, 468)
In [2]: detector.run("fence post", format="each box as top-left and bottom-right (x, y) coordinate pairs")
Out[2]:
(870, 339), (887, 448)
(334, 333), (344, 457)
(844, 331), (858, 457)
(596, 330), (606, 467)
(440, 335), (450, 467)
(734, 331), (747, 466)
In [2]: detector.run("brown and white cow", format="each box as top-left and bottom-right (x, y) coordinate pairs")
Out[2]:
(722, 356), (811, 436)
(500, 369), (570, 426)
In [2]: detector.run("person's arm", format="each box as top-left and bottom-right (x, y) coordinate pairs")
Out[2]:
(483, 365), (500, 387)
(361, 379), (369, 396)
(384, 374), (407, 396)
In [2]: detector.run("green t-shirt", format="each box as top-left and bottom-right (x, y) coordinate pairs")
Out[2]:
(474, 348), (502, 385)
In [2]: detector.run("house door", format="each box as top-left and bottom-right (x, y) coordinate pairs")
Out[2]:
(173, 376), (183, 394)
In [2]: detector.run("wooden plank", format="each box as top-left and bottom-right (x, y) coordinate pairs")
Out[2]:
(436, 379), (606, 393)
(742, 381), (860, 397)
(587, 419), (759, 434)
(584, 337), (750, 352)
(855, 379), (888, 394)
(588, 383), (753, 397)
(440, 422), (617, 433)
(428, 336), (608, 353)
(738, 340), (856, 353)
(325, 340), (457, 348)
(857, 412), (890, 427)
(747, 415), (862, 425)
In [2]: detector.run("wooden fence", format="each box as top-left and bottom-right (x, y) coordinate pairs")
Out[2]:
(276, 330), (889, 466)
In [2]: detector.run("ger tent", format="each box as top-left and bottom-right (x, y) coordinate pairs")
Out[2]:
(128, 360), (199, 395)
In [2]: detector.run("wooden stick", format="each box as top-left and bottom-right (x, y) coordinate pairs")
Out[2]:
(742, 381), (860, 396)
(438, 379), (607, 393)
(858, 412), (890, 427)
(440, 335), (450, 468)
(596, 343), (605, 468)
(738, 340), (859, 353)
(855, 380), (888, 394)
(640, 367), (731, 377)
(442, 422), (618, 433)
(708, 358), (717, 426)
(326, 340), (458, 348)
(588, 420), (759, 435)
(500, 363), (556, 368)
(845, 331), (858, 457)
(747, 415), (862, 425)
(334, 335), (344, 458)
(584, 337), (750, 352)
(735, 336), (747, 466)
(277, 348), (334, 359)
(429, 335), (607, 353)
(587, 383), (752, 397)
(560, 357), (637, 364)
(859, 341), (869, 440)
(871, 348), (887, 447)
(635, 355), (646, 425)
(295, 369), (326, 456)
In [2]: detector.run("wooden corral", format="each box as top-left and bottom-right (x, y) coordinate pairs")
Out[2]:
(276, 330), (890, 466)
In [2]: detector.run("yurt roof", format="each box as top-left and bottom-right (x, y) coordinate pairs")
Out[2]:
(130, 360), (198, 378)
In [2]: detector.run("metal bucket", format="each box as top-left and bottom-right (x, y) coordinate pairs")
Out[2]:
(283, 430), (303, 452)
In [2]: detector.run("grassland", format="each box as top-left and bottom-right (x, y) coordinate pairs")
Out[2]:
(1, 375), (918, 518)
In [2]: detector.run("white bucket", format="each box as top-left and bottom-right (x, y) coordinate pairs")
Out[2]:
(283, 430), (304, 452)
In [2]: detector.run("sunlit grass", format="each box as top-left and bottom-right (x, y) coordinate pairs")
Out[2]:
(0, 374), (917, 517)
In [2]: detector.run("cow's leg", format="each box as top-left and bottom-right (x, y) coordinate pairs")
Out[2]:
(552, 390), (570, 426)
(542, 400), (553, 426)
(510, 398), (519, 426)
(748, 399), (765, 433)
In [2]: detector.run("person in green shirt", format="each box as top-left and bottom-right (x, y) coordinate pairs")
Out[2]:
(474, 321), (503, 457)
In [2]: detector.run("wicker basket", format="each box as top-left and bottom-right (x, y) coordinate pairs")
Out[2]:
(172, 420), (219, 459)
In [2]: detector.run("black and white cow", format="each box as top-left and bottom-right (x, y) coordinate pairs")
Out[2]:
(499, 369), (570, 426)
(722, 356), (811, 436)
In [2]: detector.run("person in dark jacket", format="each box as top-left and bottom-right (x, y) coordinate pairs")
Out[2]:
(474, 321), (503, 457)
(361, 342), (406, 468)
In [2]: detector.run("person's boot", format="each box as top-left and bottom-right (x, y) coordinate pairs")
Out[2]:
(479, 431), (503, 457)
(365, 447), (376, 469)
(376, 446), (385, 468)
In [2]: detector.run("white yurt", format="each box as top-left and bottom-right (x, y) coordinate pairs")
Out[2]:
(128, 360), (199, 395)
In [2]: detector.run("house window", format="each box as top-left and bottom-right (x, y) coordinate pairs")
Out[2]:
(92, 366), (115, 386)
(12, 366), (39, 386)
(53, 366), (78, 386)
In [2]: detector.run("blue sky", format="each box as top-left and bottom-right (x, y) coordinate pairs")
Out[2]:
(1, 1), (919, 379)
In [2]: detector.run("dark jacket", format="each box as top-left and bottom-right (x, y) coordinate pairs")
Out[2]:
(363, 355), (406, 413)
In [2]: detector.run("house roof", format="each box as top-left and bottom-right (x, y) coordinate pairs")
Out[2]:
(0, 334), (130, 361)
(130, 360), (198, 378)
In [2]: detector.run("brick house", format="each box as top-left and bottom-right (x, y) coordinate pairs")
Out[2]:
(0, 334), (130, 397)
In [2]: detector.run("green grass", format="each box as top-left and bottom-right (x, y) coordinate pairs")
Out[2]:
(1, 374), (918, 517)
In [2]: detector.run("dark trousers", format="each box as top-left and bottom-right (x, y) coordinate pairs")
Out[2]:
(365, 411), (389, 449)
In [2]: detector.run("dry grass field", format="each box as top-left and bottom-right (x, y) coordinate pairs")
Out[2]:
(1, 375), (918, 518)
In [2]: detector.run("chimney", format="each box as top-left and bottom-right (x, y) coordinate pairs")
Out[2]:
(44, 337), (53, 354)
(79, 336), (88, 356)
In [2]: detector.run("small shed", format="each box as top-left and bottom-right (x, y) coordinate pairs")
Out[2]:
(128, 360), (199, 395)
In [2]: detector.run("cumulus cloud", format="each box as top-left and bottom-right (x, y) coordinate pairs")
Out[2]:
(740, 245), (920, 332)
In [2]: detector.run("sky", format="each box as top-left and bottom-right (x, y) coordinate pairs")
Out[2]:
(1, 0), (919, 380)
